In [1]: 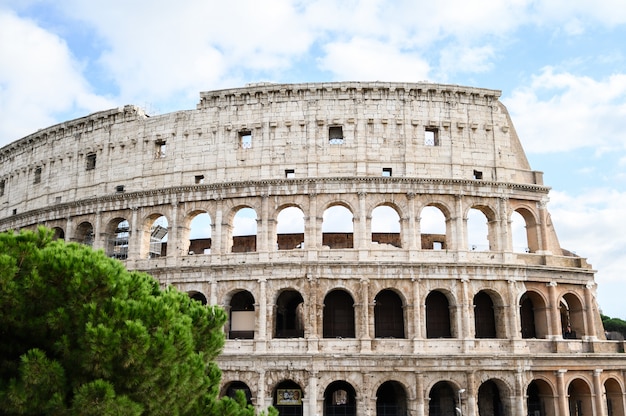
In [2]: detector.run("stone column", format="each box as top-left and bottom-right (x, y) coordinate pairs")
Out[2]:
(500, 196), (512, 252)
(415, 372), (425, 416)
(584, 282), (597, 339)
(515, 369), (526, 416)
(556, 369), (569, 416)
(360, 278), (371, 352)
(460, 277), (471, 340)
(593, 369), (605, 416)
(169, 200), (179, 260)
(465, 371), (477, 416)
(548, 282), (561, 339)
(508, 280), (520, 340)
(407, 192), (419, 249)
(64, 216), (73, 242)
(455, 195), (467, 251)
(357, 191), (368, 250)
(256, 277), (267, 352)
(537, 200), (549, 253)
(308, 371), (318, 416)
(93, 209), (103, 250)
(412, 276), (423, 353)
(257, 369), (266, 411)
(212, 198), (224, 255)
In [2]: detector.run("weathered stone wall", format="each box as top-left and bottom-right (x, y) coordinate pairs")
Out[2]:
(0, 82), (623, 416)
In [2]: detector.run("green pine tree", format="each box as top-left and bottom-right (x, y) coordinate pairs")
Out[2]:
(0, 227), (271, 415)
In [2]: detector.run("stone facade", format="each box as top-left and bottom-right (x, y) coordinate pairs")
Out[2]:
(1, 81), (625, 416)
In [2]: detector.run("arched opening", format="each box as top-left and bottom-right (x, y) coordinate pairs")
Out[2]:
(605, 378), (625, 416)
(520, 291), (549, 339)
(222, 381), (253, 406)
(512, 208), (539, 253)
(477, 380), (505, 416)
(75, 221), (94, 246)
(277, 206), (305, 250)
(426, 291), (452, 338)
(145, 214), (168, 258)
(322, 205), (354, 249)
(275, 290), (305, 338)
(376, 380), (408, 416)
(374, 290), (405, 338)
(324, 381), (356, 416)
(273, 380), (303, 416)
(371, 205), (401, 248)
(420, 205), (447, 250)
(229, 291), (255, 339)
(527, 379), (556, 416)
(188, 212), (212, 255)
(474, 291), (496, 339)
(560, 293), (585, 339)
(51, 227), (65, 240)
(232, 207), (257, 253)
(428, 381), (458, 416)
(323, 290), (355, 338)
(568, 378), (593, 416)
(467, 207), (490, 251)
(188, 291), (207, 305)
(105, 218), (130, 260)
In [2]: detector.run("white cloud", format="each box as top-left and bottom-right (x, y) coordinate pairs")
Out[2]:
(547, 188), (626, 315)
(0, 10), (113, 144)
(504, 67), (626, 154)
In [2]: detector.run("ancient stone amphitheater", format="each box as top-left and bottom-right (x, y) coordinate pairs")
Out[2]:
(1, 82), (625, 416)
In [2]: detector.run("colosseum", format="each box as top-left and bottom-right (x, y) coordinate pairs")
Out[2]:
(1, 81), (625, 416)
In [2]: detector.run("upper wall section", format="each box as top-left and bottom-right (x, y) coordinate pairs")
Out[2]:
(0, 82), (544, 218)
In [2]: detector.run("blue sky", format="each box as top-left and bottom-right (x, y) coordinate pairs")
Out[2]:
(1, 0), (626, 317)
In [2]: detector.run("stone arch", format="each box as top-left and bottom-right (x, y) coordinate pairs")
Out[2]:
(104, 217), (130, 260)
(232, 206), (257, 253)
(428, 380), (462, 416)
(371, 203), (402, 248)
(74, 221), (94, 246)
(560, 292), (585, 339)
(526, 378), (557, 416)
(323, 289), (355, 338)
(419, 203), (450, 250)
(324, 380), (357, 416)
(276, 205), (305, 250)
(473, 289), (507, 339)
(425, 290), (455, 338)
(185, 210), (212, 255)
(274, 289), (305, 338)
(477, 378), (510, 416)
(51, 226), (65, 240)
(511, 205), (540, 253)
(188, 290), (207, 305)
(374, 289), (405, 338)
(519, 290), (549, 339)
(467, 204), (497, 251)
(221, 380), (253, 406)
(605, 377), (625, 416)
(376, 380), (409, 416)
(140, 213), (169, 259)
(568, 377), (593, 416)
(228, 290), (256, 340)
(322, 203), (354, 249)
(273, 379), (304, 416)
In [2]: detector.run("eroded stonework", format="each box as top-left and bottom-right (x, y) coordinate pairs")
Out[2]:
(1, 82), (625, 416)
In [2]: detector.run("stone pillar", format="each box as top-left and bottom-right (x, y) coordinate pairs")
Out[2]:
(415, 372), (425, 416)
(407, 192), (420, 249)
(593, 369), (605, 416)
(258, 194), (271, 253)
(308, 371), (318, 416)
(212, 198), (223, 255)
(128, 207), (140, 259)
(500, 196), (512, 252)
(538, 200), (549, 253)
(460, 277), (471, 340)
(556, 369), (569, 416)
(465, 371), (477, 416)
(515, 369), (526, 416)
(360, 278), (371, 352)
(169, 200), (179, 260)
(357, 191), (368, 250)
(548, 282), (561, 339)
(64, 216), (73, 242)
(508, 280), (520, 340)
(257, 277), (267, 351)
(413, 276), (424, 352)
(306, 193), (320, 255)
(93, 209), (103, 250)
(455, 195), (467, 251)
(257, 369), (267, 411)
(584, 282), (597, 339)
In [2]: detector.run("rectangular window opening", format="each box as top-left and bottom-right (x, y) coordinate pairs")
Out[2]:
(473, 170), (483, 180)
(239, 131), (252, 149)
(285, 169), (295, 178)
(34, 167), (42, 184)
(155, 139), (167, 158)
(433, 241), (443, 250)
(195, 175), (205, 184)
(424, 127), (439, 146)
(382, 168), (392, 177)
(115, 185), (125, 193)
(86, 153), (97, 170)
(0, 180), (5, 197)
(329, 126), (344, 144)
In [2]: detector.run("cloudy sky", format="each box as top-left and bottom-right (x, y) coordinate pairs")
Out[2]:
(1, 0), (625, 317)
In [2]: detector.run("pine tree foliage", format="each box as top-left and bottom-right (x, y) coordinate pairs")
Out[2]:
(0, 227), (251, 415)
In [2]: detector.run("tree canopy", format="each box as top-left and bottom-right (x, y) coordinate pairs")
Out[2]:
(0, 227), (252, 415)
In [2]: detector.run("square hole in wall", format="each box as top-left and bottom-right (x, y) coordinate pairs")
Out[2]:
(239, 131), (252, 149)
(329, 126), (344, 144)
(382, 168), (392, 177)
(195, 175), (205, 184)
(424, 127), (439, 146)
(473, 170), (483, 180)
(285, 169), (295, 178)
